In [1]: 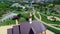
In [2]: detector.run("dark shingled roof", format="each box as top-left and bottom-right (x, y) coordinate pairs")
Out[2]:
(20, 21), (31, 34)
(31, 20), (46, 34)
(20, 20), (46, 34)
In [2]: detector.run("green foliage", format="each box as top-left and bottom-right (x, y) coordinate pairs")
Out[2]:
(0, 3), (11, 17)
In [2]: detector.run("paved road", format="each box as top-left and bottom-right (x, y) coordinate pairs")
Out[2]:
(0, 13), (17, 22)
(33, 10), (60, 30)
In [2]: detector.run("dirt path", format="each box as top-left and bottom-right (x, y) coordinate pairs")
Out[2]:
(46, 30), (55, 34)
(0, 25), (15, 34)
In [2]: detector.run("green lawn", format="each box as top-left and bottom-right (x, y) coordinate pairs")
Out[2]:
(0, 19), (15, 26)
(41, 14), (60, 25)
(46, 25), (60, 34)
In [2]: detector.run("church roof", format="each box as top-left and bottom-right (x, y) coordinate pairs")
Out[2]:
(20, 20), (46, 34)
(7, 20), (46, 34)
